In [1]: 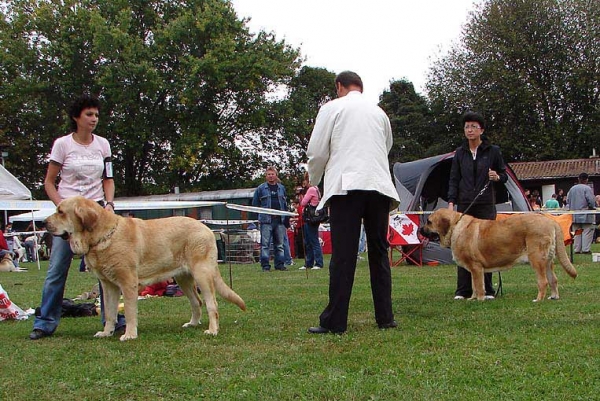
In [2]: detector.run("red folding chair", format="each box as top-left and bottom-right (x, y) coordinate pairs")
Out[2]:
(388, 213), (426, 267)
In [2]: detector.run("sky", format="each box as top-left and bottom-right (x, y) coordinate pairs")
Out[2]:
(231, 0), (480, 104)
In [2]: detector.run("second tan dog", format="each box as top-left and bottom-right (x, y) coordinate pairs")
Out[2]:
(420, 209), (578, 301)
(45, 196), (246, 340)
(0, 253), (27, 272)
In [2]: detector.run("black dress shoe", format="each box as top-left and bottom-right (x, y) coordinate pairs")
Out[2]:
(378, 321), (398, 330)
(307, 326), (344, 335)
(29, 329), (51, 340)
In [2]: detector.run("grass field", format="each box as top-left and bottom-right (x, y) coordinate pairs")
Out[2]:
(0, 249), (599, 401)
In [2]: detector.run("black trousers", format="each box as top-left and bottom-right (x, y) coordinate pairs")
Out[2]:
(455, 203), (495, 297)
(319, 191), (394, 332)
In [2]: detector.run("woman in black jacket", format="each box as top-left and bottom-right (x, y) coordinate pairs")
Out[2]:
(447, 111), (508, 300)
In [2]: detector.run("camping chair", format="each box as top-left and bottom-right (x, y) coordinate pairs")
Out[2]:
(388, 213), (427, 267)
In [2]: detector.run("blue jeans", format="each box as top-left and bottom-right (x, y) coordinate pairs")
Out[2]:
(260, 222), (286, 270)
(33, 236), (125, 334)
(303, 222), (323, 268)
(283, 232), (293, 265)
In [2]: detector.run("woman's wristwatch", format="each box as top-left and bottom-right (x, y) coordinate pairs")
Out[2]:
(106, 201), (115, 209)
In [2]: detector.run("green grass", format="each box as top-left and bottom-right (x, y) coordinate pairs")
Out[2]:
(1, 249), (599, 401)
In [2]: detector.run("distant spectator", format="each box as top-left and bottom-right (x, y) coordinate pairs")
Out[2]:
(544, 194), (560, 209)
(566, 172), (596, 254)
(556, 188), (566, 208)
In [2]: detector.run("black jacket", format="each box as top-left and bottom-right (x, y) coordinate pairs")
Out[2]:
(447, 136), (507, 206)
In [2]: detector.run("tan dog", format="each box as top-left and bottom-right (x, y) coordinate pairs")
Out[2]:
(420, 209), (577, 301)
(0, 253), (27, 272)
(45, 196), (246, 340)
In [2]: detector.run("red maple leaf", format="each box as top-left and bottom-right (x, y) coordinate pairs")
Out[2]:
(401, 223), (414, 236)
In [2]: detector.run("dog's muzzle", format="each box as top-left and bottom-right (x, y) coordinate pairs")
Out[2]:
(419, 227), (439, 242)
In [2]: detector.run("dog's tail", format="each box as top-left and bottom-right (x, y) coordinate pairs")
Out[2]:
(554, 222), (578, 279)
(214, 275), (247, 311)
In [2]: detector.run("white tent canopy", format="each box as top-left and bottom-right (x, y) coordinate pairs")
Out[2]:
(0, 164), (31, 201)
(0, 164), (42, 269)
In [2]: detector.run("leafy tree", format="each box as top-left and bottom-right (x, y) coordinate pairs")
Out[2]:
(0, 0), (300, 197)
(276, 66), (336, 182)
(379, 80), (441, 166)
(426, 0), (600, 162)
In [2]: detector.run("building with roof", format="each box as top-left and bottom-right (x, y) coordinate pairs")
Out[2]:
(509, 158), (600, 203)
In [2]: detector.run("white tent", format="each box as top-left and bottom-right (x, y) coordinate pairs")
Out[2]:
(0, 164), (42, 269)
(0, 164), (31, 201)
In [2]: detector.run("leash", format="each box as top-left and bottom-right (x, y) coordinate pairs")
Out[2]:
(456, 181), (491, 223)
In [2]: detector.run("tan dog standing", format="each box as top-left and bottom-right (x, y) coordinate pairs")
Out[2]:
(45, 196), (246, 340)
(420, 209), (577, 302)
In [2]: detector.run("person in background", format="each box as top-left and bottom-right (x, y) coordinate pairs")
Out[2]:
(544, 194), (560, 209)
(529, 190), (541, 210)
(299, 172), (324, 270)
(556, 188), (566, 208)
(566, 172), (596, 254)
(252, 166), (289, 272)
(306, 71), (400, 334)
(448, 111), (507, 300)
(30, 94), (125, 340)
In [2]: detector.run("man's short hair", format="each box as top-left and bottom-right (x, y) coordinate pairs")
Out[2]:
(335, 71), (363, 91)
(266, 166), (278, 175)
(579, 172), (589, 181)
(462, 111), (486, 130)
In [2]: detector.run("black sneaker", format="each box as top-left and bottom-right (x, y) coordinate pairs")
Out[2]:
(378, 321), (398, 330)
(29, 329), (51, 340)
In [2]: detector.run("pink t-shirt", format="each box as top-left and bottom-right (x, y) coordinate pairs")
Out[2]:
(301, 186), (321, 207)
(49, 133), (111, 201)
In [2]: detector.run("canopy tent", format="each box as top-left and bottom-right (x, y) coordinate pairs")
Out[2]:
(0, 164), (31, 201)
(393, 152), (531, 264)
(0, 164), (42, 269)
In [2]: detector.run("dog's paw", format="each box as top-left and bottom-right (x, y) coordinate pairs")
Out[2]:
(182, 321), (200, 328)
(203, 329), (218, 336)
(119, 333), (138, 341)
(94, 330), (112, 338)
(548, 295), (560, 300)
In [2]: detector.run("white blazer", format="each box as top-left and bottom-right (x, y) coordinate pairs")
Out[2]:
(307, 91), (400, 211)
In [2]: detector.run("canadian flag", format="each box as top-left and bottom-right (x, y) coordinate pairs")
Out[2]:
(389, 214), (420, 245)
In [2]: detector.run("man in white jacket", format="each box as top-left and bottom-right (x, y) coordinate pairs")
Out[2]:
(306, 71), (400, 334)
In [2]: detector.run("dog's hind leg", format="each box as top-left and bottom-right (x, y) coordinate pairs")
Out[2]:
(94, 279), (120, 338)
(546, 261), (559, 300)
(175, 272), (203, 329)
(190, 265), (220, 335)
(528, 252), (550, 302)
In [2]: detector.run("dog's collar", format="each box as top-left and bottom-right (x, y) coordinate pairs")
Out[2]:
(89, 220), (120, 249)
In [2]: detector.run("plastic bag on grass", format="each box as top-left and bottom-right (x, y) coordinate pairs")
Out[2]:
(0, 284), (29, 321)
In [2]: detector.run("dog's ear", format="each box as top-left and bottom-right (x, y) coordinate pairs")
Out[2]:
(74, 203), (99, 232)
(437, 216), (451, 238)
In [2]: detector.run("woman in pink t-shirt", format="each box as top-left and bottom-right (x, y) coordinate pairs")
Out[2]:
(299, 173), (324, 270)
(30, 94), (124, 340)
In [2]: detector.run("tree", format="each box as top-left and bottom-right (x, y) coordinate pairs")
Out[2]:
(379, 80), (441, 166)
(276, 66), (336, 181)
(426, 0), (600, 162)
(0, 0), (301, 197)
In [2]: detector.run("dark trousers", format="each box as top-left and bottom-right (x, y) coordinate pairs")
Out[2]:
(455, 203), (495, 297)
(319, 191), (394, 332)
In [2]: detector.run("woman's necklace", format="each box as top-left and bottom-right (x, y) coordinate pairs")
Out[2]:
(72, 132), (93, 147)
